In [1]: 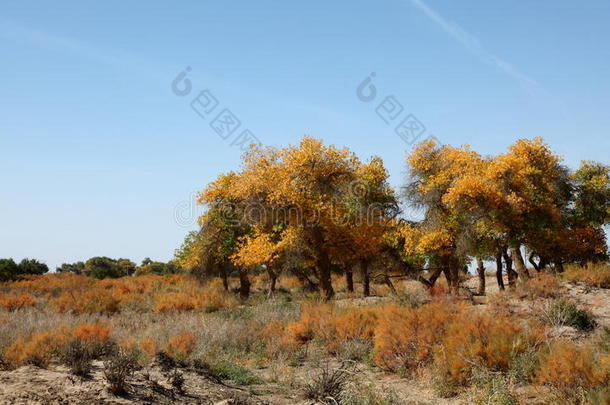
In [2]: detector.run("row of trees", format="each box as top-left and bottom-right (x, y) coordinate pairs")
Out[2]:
(178, 137), (610, 300)
(0, 258), (49, 282)
(0, 257), (181, 282)
(57, 257), (181, 279)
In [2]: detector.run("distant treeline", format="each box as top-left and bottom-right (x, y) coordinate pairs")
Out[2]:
(0, 257), (181, 282)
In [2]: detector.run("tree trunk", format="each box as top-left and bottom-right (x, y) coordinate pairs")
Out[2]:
(316, 252), (334, 301)
(267, 267), (277, 298)
(503, 247), (516, 289)
(427, 267), (444, 287)
(495, 251), (505, 291)
(360, 259), (370, 297)
(510, 246), (531, 281)
(345, 270), (354, 293)
(476, 257), (486, 296)
(528, 252), (540, 273)
(539, 257), (548, 271)
(238, 268), (250, 300)
(554, 260), (565, 273)
(441, 256), (460, 294)
(383, 274), (398, 296)
(220, 264), (229, 291)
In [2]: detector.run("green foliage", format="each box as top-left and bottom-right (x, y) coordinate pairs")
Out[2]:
(134, 260), (181, 276)
(471, 368), (517, 405)
(540, 299), (597, 331)
(0, 258), (49, 281)
(208, 361), (262, 385)
(83, 257), (134, 279)
(56, 261), (85, 274)
(17, 259), (49, 276)
(0, 258), (19, 282)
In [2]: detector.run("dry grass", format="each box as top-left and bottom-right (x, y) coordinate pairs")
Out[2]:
(564, 263), (610, 288)
(0, 270), (609, 403)
(536, 340), (610, 400)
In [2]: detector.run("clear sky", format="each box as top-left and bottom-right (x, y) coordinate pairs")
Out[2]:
(1, 1), (609, 270)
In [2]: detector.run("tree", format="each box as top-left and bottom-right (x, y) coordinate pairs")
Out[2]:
(135, 260), (181, 276)
(179, 172), (253, 298)
(56, 261), (85, 274)
(222, 137), (397, 300)
(83, 257), (129, 279)
(0, 258), (49, 281)
(17, 258), (49, 276)
(0, 258), (19, 282)
(444, 138), (572, 286)
(116, 259), (137, 276)
(403, 139), (486, 293)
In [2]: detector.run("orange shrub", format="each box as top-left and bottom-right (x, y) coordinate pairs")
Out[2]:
(537, 341), (609, 398)
(4, 327), (71, 367)
(373, 300), (459, 373)
(435, 310), (544, 386)
(154, 279), (235, 313)
(257, 321), (299, 357)
(166, 331), (197, 360)
(140, 338), (157, 358)
(154, 292), (199, 312)
(326, 307), (381, 353)
(52, 287), (120, 314)
(0, 294), (37, 311)
(285, 302), (334, 345)
(564, 263), (610, 288)
(6, 273), (94, 296)
(521, 273), (561, 298)
(71, 322), (112, 343)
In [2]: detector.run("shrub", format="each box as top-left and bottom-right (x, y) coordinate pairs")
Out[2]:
(336, 339), (372, 362)
(257, 321), (299, 358)
(72, 322), (112, 343)
(153, 279), (235, 313)
(154, 292), (199, 312)
(536, 341), (608, 400)
(564, 263), (610, 288)
(280, 303), (381, 355)
(507, 350), (539, 384)
(373, 301), (458, 374)
(539, 299), (597, 331)
(327, 307), (380, 353)
(139, 338), (157, 359)
(470, 368), (517, 405)
(434, 310), (544, 387)
(165, 332), (197, 361)
(0, 294), (37, 311)
(103, 349), (138, 395)
(521, 273), (561, 299)
(52, 288), (120, 314)
(209, 361), (261, 385)
(285, 302), (334, 345)
(62, 340), (93, 377)
(4, 328), (71, 367)
(303, 362), (355, 404)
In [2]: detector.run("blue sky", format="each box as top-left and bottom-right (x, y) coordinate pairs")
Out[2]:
(1, 1), (609, 270)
